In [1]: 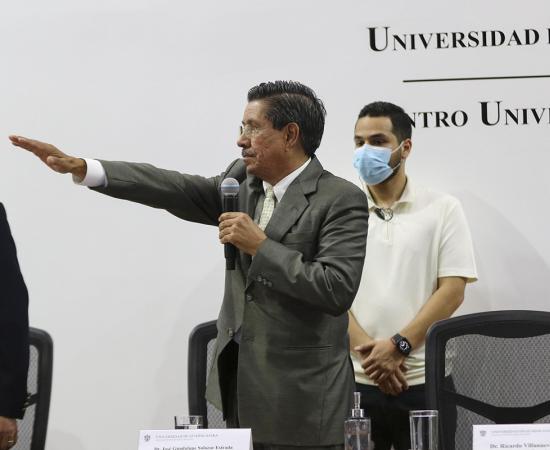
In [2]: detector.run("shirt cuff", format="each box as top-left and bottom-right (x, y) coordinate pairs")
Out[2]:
(72, 158), (107, 187)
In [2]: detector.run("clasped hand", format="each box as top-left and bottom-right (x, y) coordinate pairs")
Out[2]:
(218, 212), (266, 256)
(355, 339), (409, 396)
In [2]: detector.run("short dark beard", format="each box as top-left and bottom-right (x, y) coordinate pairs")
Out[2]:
(381, 148), (403, 184)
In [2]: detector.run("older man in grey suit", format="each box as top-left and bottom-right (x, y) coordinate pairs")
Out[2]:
(10, 81), (369, 449)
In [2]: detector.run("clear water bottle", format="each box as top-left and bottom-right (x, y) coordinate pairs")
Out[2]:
(344, 392), (371, 450)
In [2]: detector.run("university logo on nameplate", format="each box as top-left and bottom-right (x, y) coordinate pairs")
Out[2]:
(138, 429), (253, 450)
(473, 424), (550, 449)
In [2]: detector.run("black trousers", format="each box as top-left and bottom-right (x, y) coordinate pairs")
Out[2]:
(356, 382), (426, 450)
(254, 445), (343, 450)
(219, 340), (240, 429)
(356, 379), (456, 450)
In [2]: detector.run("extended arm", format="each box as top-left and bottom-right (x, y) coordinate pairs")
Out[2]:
(9, 135), (226, 226)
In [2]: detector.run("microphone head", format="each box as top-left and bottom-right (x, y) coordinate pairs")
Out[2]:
(221, 177), (240, 196)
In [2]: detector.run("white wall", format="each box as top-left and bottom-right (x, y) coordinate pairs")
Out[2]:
(0, 1), (549, 448)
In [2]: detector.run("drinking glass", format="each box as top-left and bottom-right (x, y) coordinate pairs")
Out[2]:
(409, 410), (438, 450)
(174, 415), (204, 429)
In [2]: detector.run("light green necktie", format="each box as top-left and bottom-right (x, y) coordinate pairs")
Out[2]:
(258, 185), (276, 231)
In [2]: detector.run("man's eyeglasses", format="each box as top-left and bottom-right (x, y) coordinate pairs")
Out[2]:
(239, 124), (262, 138)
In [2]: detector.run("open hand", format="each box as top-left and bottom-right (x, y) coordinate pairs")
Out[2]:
(9, 135), (87, 180)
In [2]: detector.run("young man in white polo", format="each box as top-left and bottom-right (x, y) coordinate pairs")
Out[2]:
(349, 101), (478, 450)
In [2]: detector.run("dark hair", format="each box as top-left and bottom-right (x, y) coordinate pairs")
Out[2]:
(247, 81), (326, 156)
(358, 101), (412, 142)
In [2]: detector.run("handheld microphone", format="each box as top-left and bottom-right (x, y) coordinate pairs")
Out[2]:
(220, 178), (240, 270)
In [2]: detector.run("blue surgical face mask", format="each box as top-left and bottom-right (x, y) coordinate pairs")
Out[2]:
(353, 142), (403, 185)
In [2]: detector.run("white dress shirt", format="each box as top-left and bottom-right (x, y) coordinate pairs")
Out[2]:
(73, 158), (108, 187)
(262, 158), (311, 201)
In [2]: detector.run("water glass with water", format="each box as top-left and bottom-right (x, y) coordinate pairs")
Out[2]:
(174, 415), (204, 429)
(409, 409), (438, 450)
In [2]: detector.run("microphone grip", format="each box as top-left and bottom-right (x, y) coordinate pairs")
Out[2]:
(225, 244), (236, 270)
(223, 195), (238, 270)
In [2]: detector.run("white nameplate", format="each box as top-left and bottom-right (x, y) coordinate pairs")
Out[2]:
(473, 424), (550, 449)
(138, 429), (253, 450)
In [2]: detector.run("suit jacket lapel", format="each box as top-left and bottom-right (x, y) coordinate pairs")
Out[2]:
(263, 188), (308, 242)
(242, 157), (323, 283)
(264, 156), (323, 242)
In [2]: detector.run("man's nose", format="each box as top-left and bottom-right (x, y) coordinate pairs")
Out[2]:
(237, 134), (250, 148)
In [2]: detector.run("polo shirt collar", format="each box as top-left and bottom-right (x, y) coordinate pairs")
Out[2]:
(364, 177), (415, 209)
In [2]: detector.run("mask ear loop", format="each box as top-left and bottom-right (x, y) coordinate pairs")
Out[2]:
(394, 141), (404, 152)
(389, 141), (405, 173)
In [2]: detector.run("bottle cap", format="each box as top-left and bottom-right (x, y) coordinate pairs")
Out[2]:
(351, 392), (365, 418)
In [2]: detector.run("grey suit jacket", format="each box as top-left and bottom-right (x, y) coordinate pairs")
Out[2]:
(93, 156), (369, 446)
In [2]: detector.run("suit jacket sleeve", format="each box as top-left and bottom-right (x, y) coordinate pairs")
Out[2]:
(249, 186), (369, 316)
(91, 160), (240, 226)
(0, 204), (29, 419)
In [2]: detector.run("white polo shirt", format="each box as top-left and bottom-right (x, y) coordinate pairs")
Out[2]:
(350, 179), (478, 386)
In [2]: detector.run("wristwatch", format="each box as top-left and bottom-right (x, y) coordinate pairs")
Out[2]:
(391, 333), (412, 356)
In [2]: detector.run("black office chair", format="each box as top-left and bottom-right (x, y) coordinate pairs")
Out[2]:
(15, 327), (53, 450)
(425, 310), (550, 450)
(187, 320), (226, 429)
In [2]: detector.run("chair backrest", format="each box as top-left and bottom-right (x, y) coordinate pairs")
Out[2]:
(15, 327), (53, 450)
(187, 320), (225, 429)
(425, 310), (550, 450)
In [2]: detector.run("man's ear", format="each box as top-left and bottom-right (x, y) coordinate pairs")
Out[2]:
(285, 123), (300, 150)
(401, 138), (412, 160)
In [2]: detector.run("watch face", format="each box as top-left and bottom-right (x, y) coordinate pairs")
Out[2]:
(399, 341), (410, 352)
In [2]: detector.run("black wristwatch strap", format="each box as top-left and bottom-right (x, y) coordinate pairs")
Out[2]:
(391, 333), (412, 356)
